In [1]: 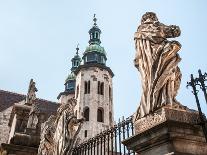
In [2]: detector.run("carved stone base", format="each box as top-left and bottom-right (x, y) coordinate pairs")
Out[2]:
(123, 106), (207, 155)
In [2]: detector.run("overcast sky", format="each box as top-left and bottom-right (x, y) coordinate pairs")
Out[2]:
(0, 0), (207, 120)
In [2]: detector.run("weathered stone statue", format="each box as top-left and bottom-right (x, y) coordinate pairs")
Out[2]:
(38, 98), (84, 155)
(26, 79), (38, 105)
(134, 12), (182, 120)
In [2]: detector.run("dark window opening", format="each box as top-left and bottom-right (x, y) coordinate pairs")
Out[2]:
(84, 130), (87, 138)
(109, 86), (112, 100)
(98, 81), (101, 94)
(76, 85), (79, 98)
(84, 81), (87, 94)
(109, 112), (112, 125)
(100, 82), (104, 95)
(97, 108), (104, 122)
(87, 81), (90, 94)
(84, 107), (90, 121)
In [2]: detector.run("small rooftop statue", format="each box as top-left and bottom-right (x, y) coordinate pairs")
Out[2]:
(26, 79), (38, 105)
(134, 12), (183, 120)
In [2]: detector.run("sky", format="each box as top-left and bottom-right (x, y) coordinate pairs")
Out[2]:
(0, 0), (207, 121)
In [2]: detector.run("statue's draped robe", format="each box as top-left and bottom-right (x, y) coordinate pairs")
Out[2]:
(38, 99), (83, 155)
(134, 22), (182, 119)
(53, 110), (82, 155)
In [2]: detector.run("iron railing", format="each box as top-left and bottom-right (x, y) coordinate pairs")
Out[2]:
(187, 69), (207, 142)
(72, 116), (135, 155)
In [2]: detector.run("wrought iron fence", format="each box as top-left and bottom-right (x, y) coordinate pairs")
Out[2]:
(72, 116), (135, 155)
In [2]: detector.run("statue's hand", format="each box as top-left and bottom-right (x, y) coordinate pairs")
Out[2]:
(170, 25), (181, 37)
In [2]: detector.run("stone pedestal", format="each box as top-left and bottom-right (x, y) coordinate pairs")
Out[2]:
(1, 143), (37, 155)
(122, 106), (207, 155)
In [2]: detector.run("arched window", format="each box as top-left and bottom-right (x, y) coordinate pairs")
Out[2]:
(84, 81), (90, 94)
(97, 108), (104, 122)
(109, 86), (112, 100)
(84, 81), (87, 94)
(84, 130), (87, 138)
(100, 82), (104, 95)
(109, 111), (112, 125)
(98, 81), (101, 94)
(84, 107), (90, 121)
(97, 81), (104, 95)
(76, 85), (79, 98)
(87, 81), (90, 94)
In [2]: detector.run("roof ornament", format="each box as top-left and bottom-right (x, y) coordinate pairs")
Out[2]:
(76, 43), (79, 55)
(93, 14), (97, 26)
(26, 79), (38, 105)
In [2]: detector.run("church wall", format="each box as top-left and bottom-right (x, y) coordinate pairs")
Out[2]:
(0, 106), (13, 144)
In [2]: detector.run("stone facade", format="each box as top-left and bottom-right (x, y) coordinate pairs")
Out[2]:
(75, 65), (114, 141)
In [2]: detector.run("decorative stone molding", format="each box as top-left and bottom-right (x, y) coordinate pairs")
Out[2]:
(134, 106), (201, 134)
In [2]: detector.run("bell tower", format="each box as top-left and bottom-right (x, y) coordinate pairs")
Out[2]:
(74, 15), (114, 141)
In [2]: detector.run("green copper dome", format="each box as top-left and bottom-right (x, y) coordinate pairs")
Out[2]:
(65, 72), (75, 83)
(85, 43), (106, 55)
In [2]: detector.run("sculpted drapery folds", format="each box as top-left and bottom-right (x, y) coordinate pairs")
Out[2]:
(134, 12), (182, 120)
(38, 98), (84, 155)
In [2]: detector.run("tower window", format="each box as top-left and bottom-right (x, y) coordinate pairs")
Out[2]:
(100, 82), (104, 95)
(84, 81), (87, 94)
(88, 81), (90, 94)
(84, 107), (89, 121)
(76, 85), (79, 98)
(109, 112), (112, 125)
(109, 86), (112, 100)
(98, 81), (100, 94)
(84, 81), (90, 94)
(97, 81), (104, 95)
(97, 108), (104, 122)
(84, 130), (87, 138)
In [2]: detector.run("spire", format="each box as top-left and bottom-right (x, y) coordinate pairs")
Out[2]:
(71, 44), (81, 72)
(82, 15), (107, 65)
(64, 45), (81, 92)
(88, 14), (101, 45)
(93, 14), (97, 26)
(76, 43), (79, 55)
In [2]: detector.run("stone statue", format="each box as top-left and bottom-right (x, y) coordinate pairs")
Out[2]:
(38, 98), (84, 155)
(26, 79), (38, 105)
(134, 12), (182, 120)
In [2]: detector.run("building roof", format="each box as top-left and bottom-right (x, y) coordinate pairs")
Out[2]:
(0, 89), (59, 114)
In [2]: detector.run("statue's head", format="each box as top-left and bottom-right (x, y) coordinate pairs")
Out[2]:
(141, 12), (158, 24)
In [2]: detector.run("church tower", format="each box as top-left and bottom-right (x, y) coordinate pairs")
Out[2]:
(57, 46), (81, 103)
(74, 15), (114, 141)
